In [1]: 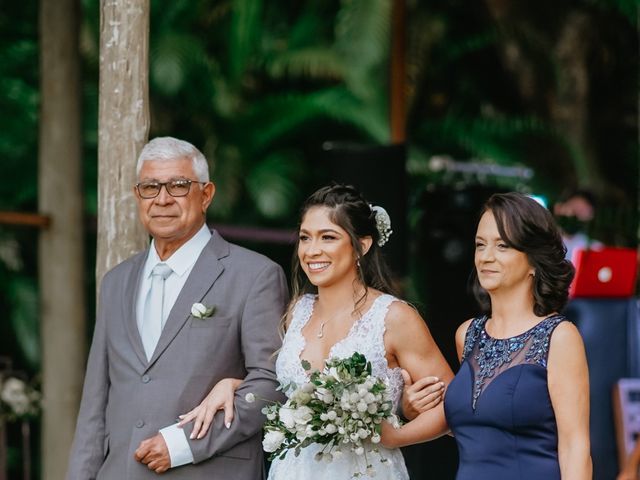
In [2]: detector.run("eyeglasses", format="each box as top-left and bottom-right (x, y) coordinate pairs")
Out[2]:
(135, 179), (206, 199)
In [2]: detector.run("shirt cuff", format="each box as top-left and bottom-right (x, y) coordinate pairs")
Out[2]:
(159, 423), (194, 467)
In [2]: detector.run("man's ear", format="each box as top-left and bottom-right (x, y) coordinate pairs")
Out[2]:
(360, 236), (373, 256)
(201, 182), (215, 212)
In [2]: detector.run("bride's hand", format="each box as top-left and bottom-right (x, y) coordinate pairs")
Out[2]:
(401, 369), (445, 420)
(178, 377), (243, 439)
(380, 418), (400, 449)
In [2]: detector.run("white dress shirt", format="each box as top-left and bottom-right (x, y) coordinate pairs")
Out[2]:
(136, 223), (211, 468)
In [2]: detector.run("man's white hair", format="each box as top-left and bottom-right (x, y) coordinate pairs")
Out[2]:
(136, 137), (210, 182)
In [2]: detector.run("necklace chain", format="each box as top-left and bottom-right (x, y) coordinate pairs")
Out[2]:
(314, 290), (367, 339)
(316, 308), (357, 338)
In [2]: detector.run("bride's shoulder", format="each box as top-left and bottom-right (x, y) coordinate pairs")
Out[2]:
(291, 293), (316, 309)
(284, 293), (316, 327)
(381, 294), (424, 330)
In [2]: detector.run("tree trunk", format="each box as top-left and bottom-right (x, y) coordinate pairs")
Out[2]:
(549, 11), (603, 191)
(96, 0), (150, 286)
(38, 1), (85, 478)
(390, 0), (406, 144)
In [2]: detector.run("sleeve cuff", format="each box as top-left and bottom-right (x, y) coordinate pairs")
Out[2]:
(159, 423), (194, 467)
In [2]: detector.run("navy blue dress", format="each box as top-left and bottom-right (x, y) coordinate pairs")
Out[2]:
(444, 315), (567, 480)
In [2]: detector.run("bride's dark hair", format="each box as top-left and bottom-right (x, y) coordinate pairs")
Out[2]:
(289, 184), (398, 313)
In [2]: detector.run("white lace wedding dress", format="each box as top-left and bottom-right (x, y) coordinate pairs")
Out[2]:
(267, 294), (410, 480)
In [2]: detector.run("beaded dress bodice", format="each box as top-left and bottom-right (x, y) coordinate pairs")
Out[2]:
(269, 293), (409, 480)
(462, 314), (565, 410)
(444, 314), (568, 480)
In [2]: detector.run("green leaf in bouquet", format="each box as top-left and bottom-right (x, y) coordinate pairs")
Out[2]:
(277, 381), (295, 393)
(301, 359), (311, 371)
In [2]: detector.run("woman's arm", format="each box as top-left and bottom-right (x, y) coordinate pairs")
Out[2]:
(381, 302), (455, 446)
(618, 439), (640, 480)
(384, 318), (470, 446)
(401, 318), (470, 420)
(547, 321), (592, 480)
(178, 377), (243, 439)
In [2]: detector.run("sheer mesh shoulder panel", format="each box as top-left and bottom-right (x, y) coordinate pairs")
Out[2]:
(464, 315), (567, 409)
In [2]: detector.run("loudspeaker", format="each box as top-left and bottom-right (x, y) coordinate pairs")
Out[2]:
(564, 298), (639, 480)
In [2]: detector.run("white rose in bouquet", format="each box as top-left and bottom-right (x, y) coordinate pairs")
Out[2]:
(293, 405), (313, 425)
(279, 405), (296, 429)
(263, 430), (286, 453)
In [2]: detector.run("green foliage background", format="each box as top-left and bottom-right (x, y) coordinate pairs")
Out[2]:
(0, 0), (637, 476)
(0, 0), (636, 378)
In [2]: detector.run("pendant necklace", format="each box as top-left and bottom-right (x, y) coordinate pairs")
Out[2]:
(317, 320), (329, 338)
(316, 308), (355, 338)
(317, 312), (338, 338)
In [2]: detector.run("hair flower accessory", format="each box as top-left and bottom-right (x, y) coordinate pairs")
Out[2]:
(371, 205), (393, 246)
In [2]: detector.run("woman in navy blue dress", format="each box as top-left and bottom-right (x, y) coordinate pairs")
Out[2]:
(383, 193), (592, 479)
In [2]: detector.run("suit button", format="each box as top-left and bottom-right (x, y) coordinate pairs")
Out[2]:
(141, 375), (150, 383)
(136, 420), (144, 428)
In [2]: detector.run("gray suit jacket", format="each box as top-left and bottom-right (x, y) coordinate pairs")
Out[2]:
(67, 230), (287, 479)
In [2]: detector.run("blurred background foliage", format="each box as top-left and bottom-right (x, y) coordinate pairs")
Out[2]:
(0, 0), (637, 476)
(0, 0), (637, 394)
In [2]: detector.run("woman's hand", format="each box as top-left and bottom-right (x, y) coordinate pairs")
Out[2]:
(617, 439), (640, 480)
(401, 369), (445, 420)
(380, 418), (400, 449)
(618, 468), (639, 480)
(178, 377), (243, 439)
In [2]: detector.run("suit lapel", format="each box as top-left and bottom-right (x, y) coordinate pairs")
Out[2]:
(123, 251), (149, 368)
(144, 232), (228, 372)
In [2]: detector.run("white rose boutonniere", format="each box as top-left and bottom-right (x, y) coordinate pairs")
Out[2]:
(191, 302), (216, 319)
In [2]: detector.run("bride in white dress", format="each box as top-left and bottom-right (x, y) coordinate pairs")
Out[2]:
(180, 184), (453, 479)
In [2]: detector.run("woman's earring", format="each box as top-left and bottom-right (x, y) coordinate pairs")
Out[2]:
(356, 258), (361, 268)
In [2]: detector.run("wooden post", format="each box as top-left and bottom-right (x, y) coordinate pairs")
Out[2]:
(21, 421), (31, 480)
(38, 1), (85, 478)
(390, 0), (406, 144)
(0, 417), (5, 480)
(97, 0), (150, 286)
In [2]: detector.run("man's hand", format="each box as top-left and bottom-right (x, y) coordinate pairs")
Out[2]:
(134, 433), (171, 474)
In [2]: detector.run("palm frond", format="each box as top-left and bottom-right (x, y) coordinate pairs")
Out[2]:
(334, 0), (391, 99)
(417, 115), (554, 164)
(208, 143), (245, 220)
(245, 151), (306, 219)
(264, 47), (346, 80)
(151, 32), (209, 96)
(334, 0), (391, 69)
(229, 0), (263, 85)
(243, 88), (388, 151)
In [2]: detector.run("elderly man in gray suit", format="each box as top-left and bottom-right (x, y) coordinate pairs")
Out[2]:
(67, 137), (287, 479)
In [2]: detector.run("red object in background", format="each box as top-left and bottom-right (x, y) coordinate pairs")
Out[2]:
(570, 247), (638, 298)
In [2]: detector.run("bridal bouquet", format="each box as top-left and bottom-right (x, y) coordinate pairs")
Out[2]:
(248, 352), (400, 473)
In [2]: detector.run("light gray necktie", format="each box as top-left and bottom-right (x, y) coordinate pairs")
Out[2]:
(141, 263), (173, 360)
